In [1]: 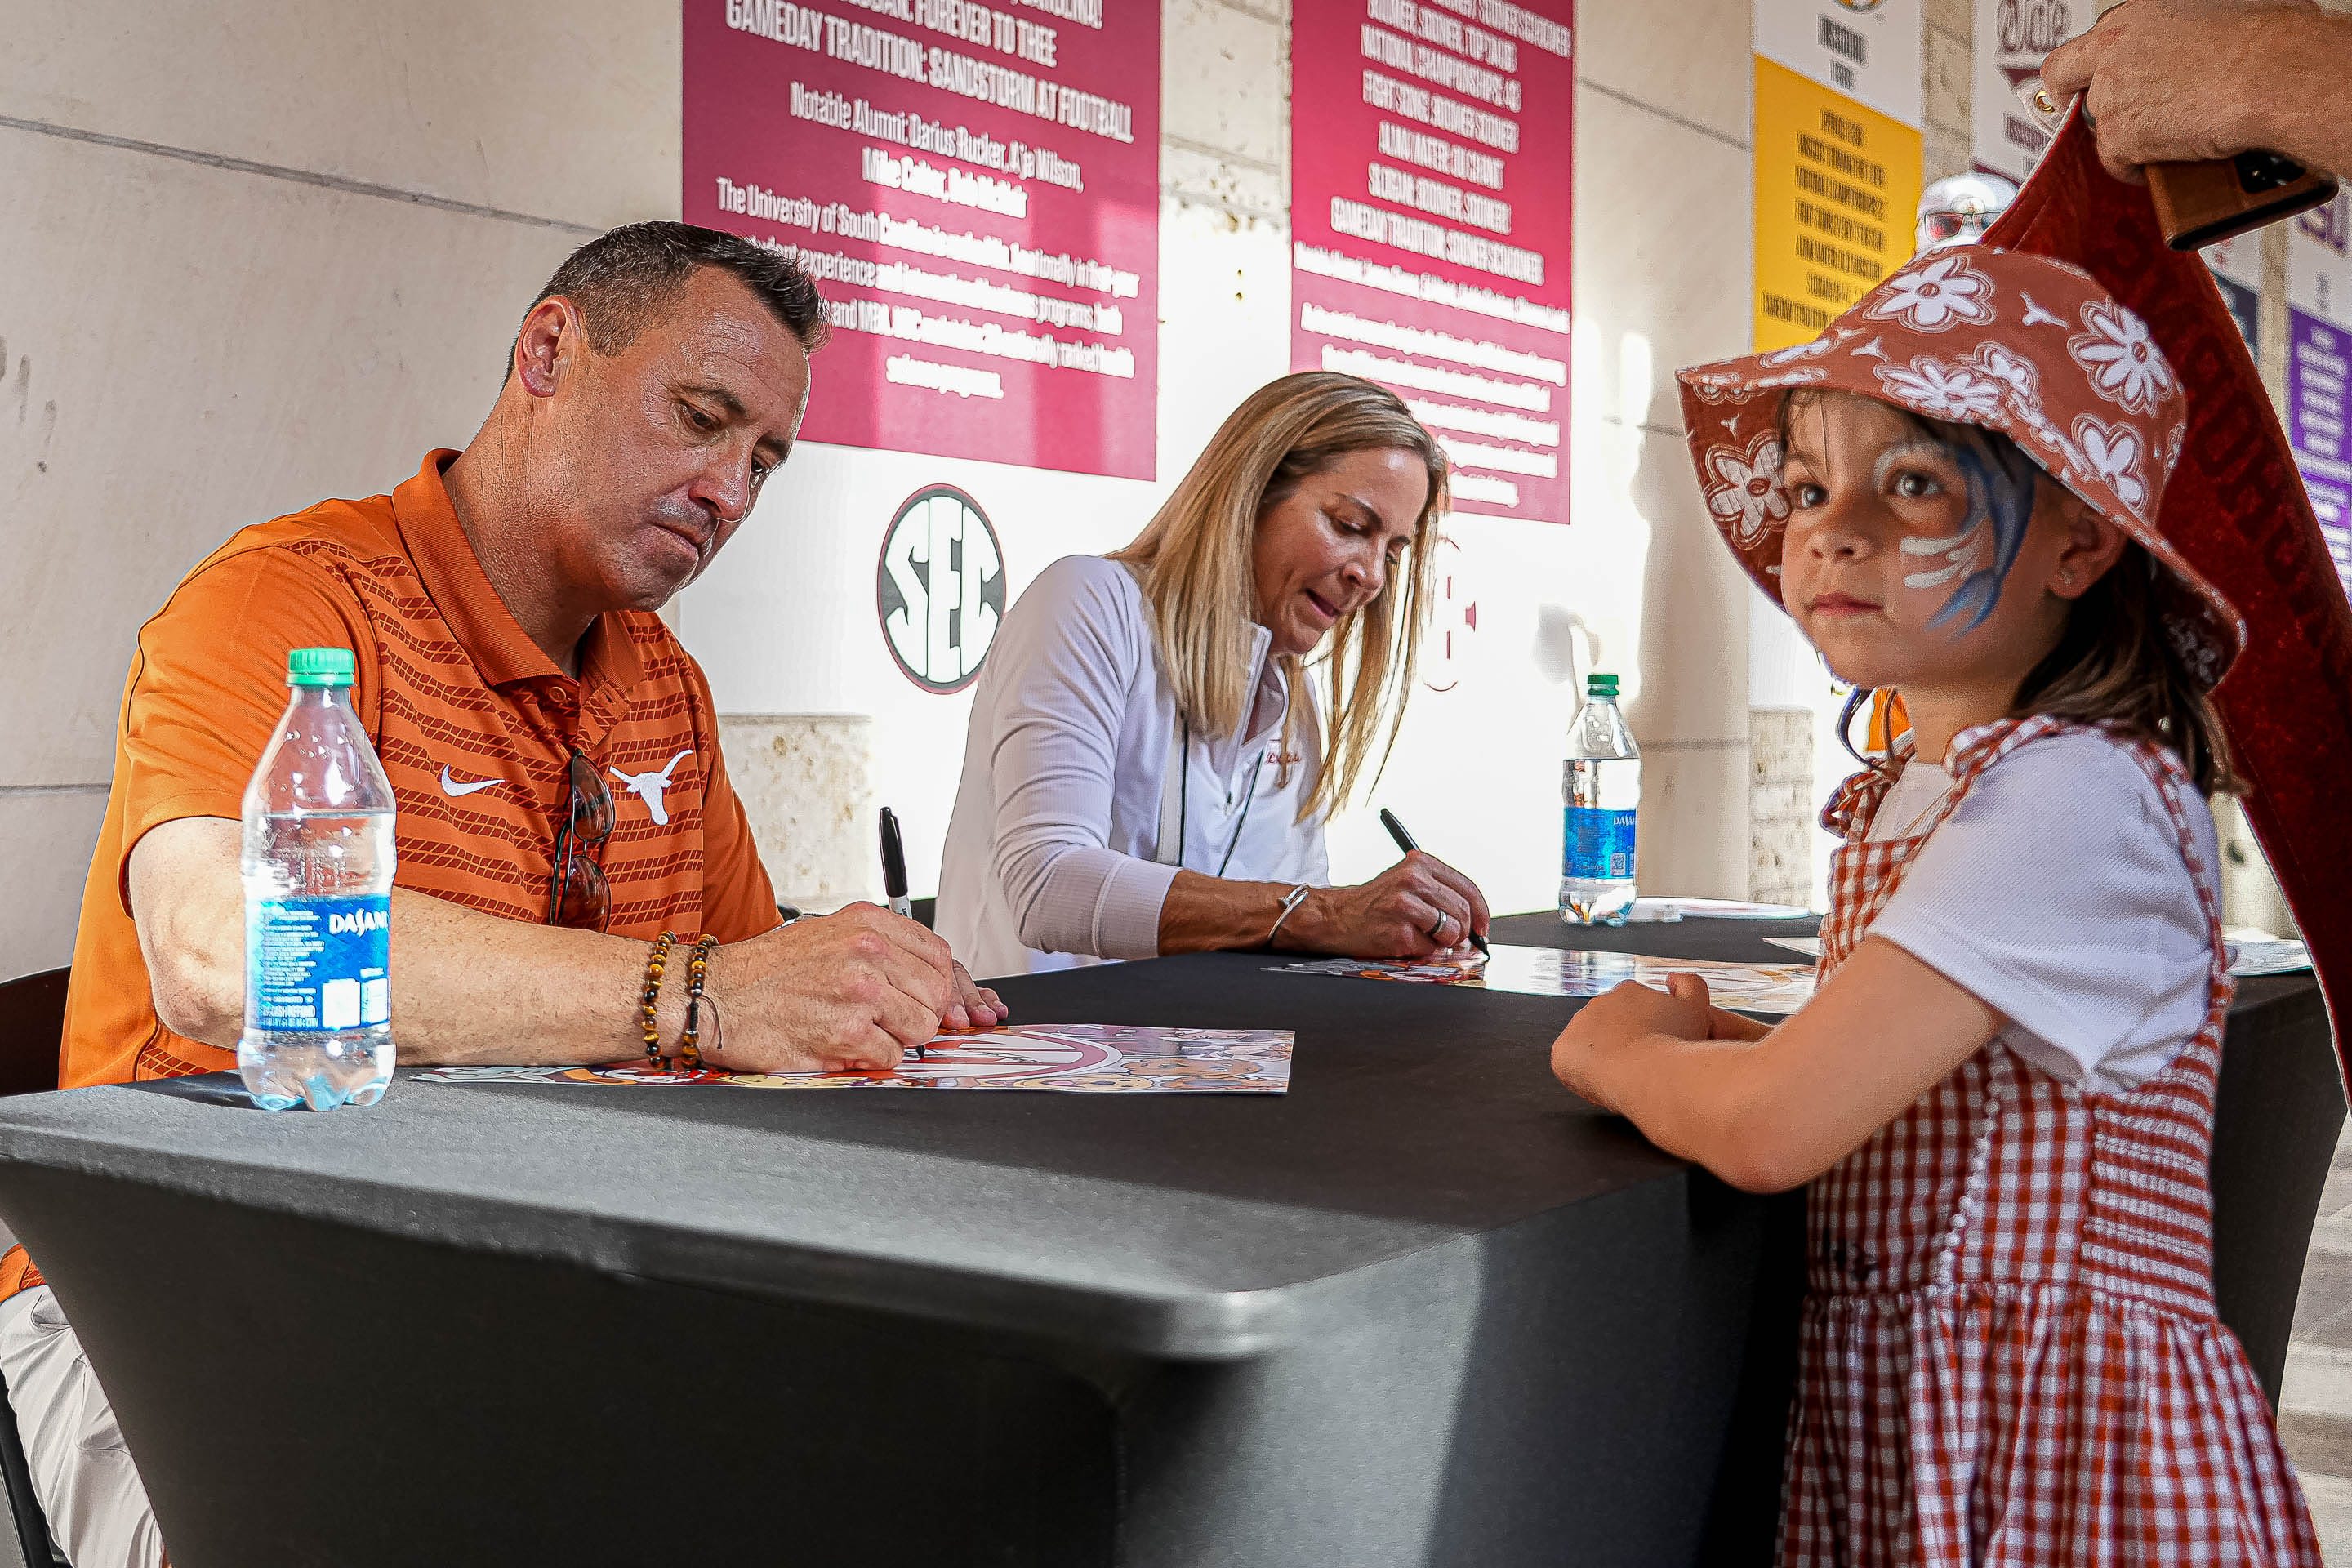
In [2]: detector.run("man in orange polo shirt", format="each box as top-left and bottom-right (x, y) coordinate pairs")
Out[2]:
(7, 222), (1004, 1568)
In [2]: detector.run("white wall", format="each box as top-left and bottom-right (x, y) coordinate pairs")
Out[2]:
(0, 0), (673, 978)
(2, 0), (1771, 979)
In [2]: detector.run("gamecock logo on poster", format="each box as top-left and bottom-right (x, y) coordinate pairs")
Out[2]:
(877, 485), (1006, 694)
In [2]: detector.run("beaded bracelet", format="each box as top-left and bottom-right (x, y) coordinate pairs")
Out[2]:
(639, 932), (677, 1067)
(679, 933), (721, 1070)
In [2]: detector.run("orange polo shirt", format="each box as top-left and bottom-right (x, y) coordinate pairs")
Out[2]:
(60, 451), (778, 1089)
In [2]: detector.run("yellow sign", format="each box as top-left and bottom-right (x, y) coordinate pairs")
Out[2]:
(1753, 54), (1922, 351)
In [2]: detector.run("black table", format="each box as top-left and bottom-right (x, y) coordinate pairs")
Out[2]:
(0, 915), (2333, 1567)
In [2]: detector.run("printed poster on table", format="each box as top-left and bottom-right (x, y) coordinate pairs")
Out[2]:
(1969, 0), (2090, 184)
(2290, 192), (2352, 598)
(1269, 945), (1822, 1015)
(417, 1025), (1293, 1094)
(1289, 0), (1575, 523)
(684, 0), (1161, 479)
(1753, 0), (1924, 352)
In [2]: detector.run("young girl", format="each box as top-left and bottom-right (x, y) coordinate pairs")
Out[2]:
(1552, 247), (2323, 1563)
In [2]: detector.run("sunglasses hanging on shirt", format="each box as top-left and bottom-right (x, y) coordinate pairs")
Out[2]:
(548, 749), (613, 931)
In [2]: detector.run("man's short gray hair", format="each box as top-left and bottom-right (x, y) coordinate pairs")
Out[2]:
(510, 221), (828, 376)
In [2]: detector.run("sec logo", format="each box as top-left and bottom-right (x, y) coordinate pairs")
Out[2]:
(878, 485), (1006, 694)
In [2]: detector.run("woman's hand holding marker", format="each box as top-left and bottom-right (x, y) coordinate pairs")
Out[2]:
(1281, 850), (1491, 960)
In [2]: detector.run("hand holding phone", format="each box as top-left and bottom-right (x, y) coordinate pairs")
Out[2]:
(2020, 79), (2338, 252)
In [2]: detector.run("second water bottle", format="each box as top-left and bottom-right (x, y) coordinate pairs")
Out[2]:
(1561, 671), (1640, 926)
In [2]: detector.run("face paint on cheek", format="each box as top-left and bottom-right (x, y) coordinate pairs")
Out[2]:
(1894, 428), (2039, 634)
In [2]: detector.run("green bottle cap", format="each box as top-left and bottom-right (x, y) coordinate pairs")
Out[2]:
(1586, 672), (1619, 698)
(287, 647), (357, 688)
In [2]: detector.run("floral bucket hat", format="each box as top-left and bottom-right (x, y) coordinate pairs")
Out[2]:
(1676, 244), (2243, 686)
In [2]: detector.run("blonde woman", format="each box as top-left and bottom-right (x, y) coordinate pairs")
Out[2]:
(938, 372), (1490, 978)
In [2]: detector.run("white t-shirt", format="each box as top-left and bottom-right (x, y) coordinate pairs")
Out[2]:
(1861, 730), (2219, 1094)
(936, 555), (1329, 980)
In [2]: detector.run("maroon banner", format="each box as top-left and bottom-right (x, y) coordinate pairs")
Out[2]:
(1290, 0), (1574, 523)
(685, 0), (1160, 479)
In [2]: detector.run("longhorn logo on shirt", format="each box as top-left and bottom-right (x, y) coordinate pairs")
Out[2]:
(877, 485), (1005, 694)
(609, 750), (694, 826)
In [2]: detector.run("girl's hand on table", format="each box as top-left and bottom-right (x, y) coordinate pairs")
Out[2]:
(1550, 974), (1714, 1112)
(1550, 941), (2003, 1193)
(1682, 973), (1775, 1045)
(1551, 971), (1777, 1113)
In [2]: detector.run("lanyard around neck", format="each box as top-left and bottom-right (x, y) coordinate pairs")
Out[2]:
(1156, 718), (1267, 875)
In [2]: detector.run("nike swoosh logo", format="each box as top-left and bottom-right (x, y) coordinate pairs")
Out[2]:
(440, 766), (501, 797)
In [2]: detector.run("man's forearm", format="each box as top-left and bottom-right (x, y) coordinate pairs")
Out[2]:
(131, 816), (682, 1067)
(2256, 10), (2352, 179)
(384, 888), (682, 1067)
(131, 813), (989, 1075)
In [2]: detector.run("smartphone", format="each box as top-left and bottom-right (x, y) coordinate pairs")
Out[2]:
(2145, 153), (2339, 252)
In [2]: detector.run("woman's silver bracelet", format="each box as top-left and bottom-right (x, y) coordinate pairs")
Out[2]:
(1267, 884), (1312, 947)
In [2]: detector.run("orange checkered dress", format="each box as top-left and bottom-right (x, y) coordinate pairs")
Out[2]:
(1781, 716), (2321, 1566)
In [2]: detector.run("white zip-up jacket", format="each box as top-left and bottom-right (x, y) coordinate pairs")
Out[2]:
(938, 555), (1329, 979)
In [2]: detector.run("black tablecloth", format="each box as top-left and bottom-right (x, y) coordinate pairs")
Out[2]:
(0, 915), (2331, 1567)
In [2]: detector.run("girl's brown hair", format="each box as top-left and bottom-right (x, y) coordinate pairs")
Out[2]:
(1781, 387), (2235, 794)
(1110, 372), (1449, 821)
(2016, 541), (2236, 795)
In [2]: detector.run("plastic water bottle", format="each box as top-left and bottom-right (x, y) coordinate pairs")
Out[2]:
(238, 647), (396, 1111)
(1561, 671), (1640, 926)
